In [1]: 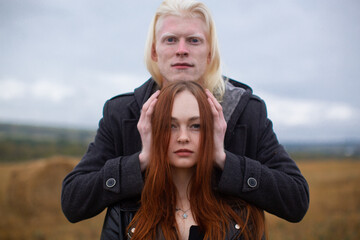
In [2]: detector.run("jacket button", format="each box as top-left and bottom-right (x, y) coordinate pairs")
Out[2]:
(235, 224), (240, 229)
(247, 177), (257, 188)
(106, 178), (116, 188)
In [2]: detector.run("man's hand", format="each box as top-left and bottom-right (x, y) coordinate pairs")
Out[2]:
(206, 89), (227, 169)
(137, 90), (160, 171)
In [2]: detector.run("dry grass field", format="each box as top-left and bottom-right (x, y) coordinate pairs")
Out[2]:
(0, 156), (359, 240)
(266, 159), (360, 240)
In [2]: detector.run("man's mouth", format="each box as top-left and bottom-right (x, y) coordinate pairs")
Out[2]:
(171, 63), (194, 69)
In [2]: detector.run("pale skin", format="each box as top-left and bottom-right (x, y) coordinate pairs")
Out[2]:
(153, 15), (211, 82)
(138, 88), (226, 171)
(168, 90), (227, 239)
(138, 15), (226, 171)
(169, 90), (200, 240)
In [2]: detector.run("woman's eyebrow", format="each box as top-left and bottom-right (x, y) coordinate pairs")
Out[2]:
(171, 116), (200, 121)
(188, 116), (200, 121)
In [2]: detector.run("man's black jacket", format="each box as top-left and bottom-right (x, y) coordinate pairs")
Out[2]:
(61, 78), (309, 223)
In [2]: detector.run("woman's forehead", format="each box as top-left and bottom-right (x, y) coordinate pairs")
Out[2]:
(171, 90), (199, 119)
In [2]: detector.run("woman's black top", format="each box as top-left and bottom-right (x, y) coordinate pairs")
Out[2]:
(189, 226), (204, 240)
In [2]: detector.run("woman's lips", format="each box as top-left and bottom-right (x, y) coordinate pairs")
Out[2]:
(174, 149), (193, 157)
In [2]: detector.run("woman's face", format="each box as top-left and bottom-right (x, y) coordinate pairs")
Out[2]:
(168, 90), (200, 169)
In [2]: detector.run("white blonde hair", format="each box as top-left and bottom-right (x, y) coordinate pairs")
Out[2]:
(144, 0), (225, 100)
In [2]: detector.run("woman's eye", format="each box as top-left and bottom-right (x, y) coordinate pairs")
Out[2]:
(190, 124), (201, 129)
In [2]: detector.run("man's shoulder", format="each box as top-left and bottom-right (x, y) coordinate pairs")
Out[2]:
(106, 78), (155, 105)
(226, 77), (252, 93)
(226, 77), (263, 103)
(100, 92), (136, 119)
(108, 91), (134, 102)
(102, 92), (136, 114)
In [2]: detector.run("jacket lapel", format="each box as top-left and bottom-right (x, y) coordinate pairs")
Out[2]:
(122, 119), (141, 156)
(122, 78), (158, 156)
(224, 88), (251, 150)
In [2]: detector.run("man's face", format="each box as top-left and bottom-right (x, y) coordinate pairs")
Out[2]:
(152, 15), (210, 84)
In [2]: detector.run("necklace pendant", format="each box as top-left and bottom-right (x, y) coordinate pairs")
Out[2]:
(182, 213), (188, 219)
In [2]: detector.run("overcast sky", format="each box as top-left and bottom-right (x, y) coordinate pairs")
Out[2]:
(1, 0), (359, 143)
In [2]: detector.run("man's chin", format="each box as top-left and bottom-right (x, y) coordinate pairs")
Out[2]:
(165, 75), (201, 83)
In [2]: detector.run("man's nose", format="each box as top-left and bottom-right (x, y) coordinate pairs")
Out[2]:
(176, 38), (189, 57)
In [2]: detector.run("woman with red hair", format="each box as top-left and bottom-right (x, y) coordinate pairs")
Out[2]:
(101, 81), (265, 240)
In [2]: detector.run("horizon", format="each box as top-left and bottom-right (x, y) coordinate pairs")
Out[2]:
(1, 0), (359, 143)
(1, 120), (360, 146)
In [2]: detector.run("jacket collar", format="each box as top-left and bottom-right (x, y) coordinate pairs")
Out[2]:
(130, 78), (159, 118)
(224, 78), (253, 147)
(226, 77), (252, 93)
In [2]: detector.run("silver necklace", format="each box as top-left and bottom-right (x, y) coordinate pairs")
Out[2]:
(176, 207), (191, 219)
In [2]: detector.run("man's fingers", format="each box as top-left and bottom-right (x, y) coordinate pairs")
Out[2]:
(139, 90), (160, 122)
(205, 90), (227, 169)
(206, 89), (224, 117)
(145, 98), (158, 117)
(207, 97), (217, 116)
(205, 89), (222, 111)
(206, 89), (227, 134)
(142, 90), (160, 111)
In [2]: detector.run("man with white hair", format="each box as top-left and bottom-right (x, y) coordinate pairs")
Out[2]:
(61, 0), (309, 234)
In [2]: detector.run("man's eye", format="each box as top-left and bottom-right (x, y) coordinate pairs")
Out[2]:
(189, 38), (200, 44)
(166, 37), (176, 43)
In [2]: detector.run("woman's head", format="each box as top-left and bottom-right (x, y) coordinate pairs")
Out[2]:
(150, 80), (214, 173)
(129, 81), (265, 240)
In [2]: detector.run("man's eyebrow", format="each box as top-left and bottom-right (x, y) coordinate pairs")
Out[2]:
(159, 32), (205, 40)
(159, 32), (176, 40)
(187, 34), (205, 39)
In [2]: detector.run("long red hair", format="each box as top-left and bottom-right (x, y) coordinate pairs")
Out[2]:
(128, 81), (265, 239)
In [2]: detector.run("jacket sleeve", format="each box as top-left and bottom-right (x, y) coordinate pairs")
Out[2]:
(218, 99), (309, 223)
(61, 100), (143, 223)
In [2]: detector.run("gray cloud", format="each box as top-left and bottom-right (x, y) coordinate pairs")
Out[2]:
(0, 0), (359, 142)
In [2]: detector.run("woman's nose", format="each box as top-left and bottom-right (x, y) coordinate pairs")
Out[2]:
(177, 129), (190, 143)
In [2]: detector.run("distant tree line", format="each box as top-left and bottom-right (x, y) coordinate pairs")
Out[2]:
(0, 123), (359, 163)
(0, 138), (90, 162)
(0, 123), (95, 163)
